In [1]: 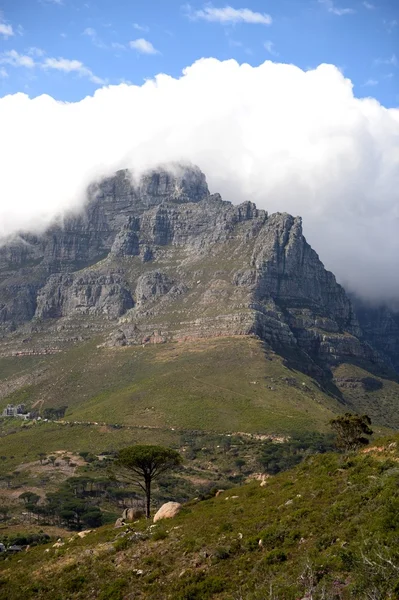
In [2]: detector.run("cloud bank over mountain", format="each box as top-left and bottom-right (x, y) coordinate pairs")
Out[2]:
(0, 58), (398, 303)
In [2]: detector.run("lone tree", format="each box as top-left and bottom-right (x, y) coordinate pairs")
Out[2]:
(116, 445), (182, 518)
(330, 413), (373, 452)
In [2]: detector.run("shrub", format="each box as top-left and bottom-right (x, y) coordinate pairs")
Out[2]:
(219, 522), (233, 533)
(152, 529), (168, 541)
(175, 573), (225, 600)
(114, 536), (130, 552)
(99, 578), (128, 600)
(214, 546), (230, 560)
(64, 575), (86, 593)
(264, 549), (287, 564)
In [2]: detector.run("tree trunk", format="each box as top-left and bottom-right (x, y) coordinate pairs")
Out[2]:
(145, 476), (151, 519)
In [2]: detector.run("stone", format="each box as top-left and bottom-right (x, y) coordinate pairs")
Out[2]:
(114, 518), (125, 528)
(153, 501), (182, 523)
(77, 530), (92, 538)
(122, 508), (144, 521)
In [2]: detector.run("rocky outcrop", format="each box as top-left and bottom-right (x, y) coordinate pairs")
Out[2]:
(0, 283), (38, 328)
(153, 502), (182, 523)
(354, 303), (399, 372)
(35, 272), (134, 320)
(135, 272), (174, 307)
(122, 508), (144, 521)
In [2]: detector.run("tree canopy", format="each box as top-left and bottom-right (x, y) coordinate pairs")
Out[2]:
(330, 413), (373, 452)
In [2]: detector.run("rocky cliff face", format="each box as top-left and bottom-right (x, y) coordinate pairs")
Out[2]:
(354, 303), (399, 372)
(0, 163), (396, 377)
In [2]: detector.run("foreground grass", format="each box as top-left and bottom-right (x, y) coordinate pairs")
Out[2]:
(2, 439), (399, 599)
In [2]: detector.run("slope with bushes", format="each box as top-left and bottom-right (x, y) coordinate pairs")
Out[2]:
(2, 439), (399, 599)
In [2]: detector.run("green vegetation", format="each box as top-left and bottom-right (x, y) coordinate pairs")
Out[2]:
(42, 406), (68, 420)
(0, 421), (179, 473)
(259, 431), (335, 474)
(330, 412), (373, 452)
(2, 437), (399, 598)
(0, 337), (351, 434)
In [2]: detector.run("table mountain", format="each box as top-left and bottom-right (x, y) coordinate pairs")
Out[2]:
(0, 163), (398, 428)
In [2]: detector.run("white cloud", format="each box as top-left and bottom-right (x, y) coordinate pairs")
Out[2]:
(185, 4), (272, 25)
(264, 41), (278, 56)
(133, 23), (149, 32)
(0, 58), (399, 304)
(111, 42), (126, 50)
(129, 38), (159, 54)
(0, 50), (104, 84)
(318, 0), (355, 16)
(0, 50), (35, 68)
(363, 78), (378, 86)
(384, 19), (398, 33)
(0, 67), (8, 78)
(42, 57), (105, 84)
(83, 27), (96, 37)
(28, 47), (46, 57)
(83, 27), (106, 48)
(0, 21), (14, 38)
(40, 0), (64, 5)
(374, 54), (397, 67)
(362, 1), (375, 8)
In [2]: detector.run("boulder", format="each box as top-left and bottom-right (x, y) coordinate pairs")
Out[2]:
(77, 529), (92, 538)
(153, 501), (182, 523)
(122, 507), (144, 521)
(114, 518), (125, 528)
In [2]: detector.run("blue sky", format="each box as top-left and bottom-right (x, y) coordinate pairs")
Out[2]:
(0, 0), (397, 106)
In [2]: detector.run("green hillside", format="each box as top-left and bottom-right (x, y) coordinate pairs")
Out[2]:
(2, 438), (399, 599)
(2, 336), (398, 436)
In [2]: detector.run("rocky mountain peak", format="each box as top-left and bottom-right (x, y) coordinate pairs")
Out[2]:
(92, 162), (209, 214)
(0, 163), (398, 379)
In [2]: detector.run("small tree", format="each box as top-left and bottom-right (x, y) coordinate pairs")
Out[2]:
(330, 413), (373, 452)
(48, 456), (57, 467)
(19, 491), (40, 505)
(38, 453), (46, 465)
(116, 445), (182, 518)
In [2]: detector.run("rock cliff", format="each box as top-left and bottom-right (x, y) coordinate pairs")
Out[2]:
(0, 163), (396, 379)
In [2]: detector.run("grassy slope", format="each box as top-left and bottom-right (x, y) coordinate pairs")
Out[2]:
(332, 362), (399, 428)
(0, 422), (180, 474)
(1, 337), (343, 434)
(2, 439), (399, 599)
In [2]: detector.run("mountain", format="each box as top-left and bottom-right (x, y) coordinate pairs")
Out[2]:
(0, 163), (398, 430)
